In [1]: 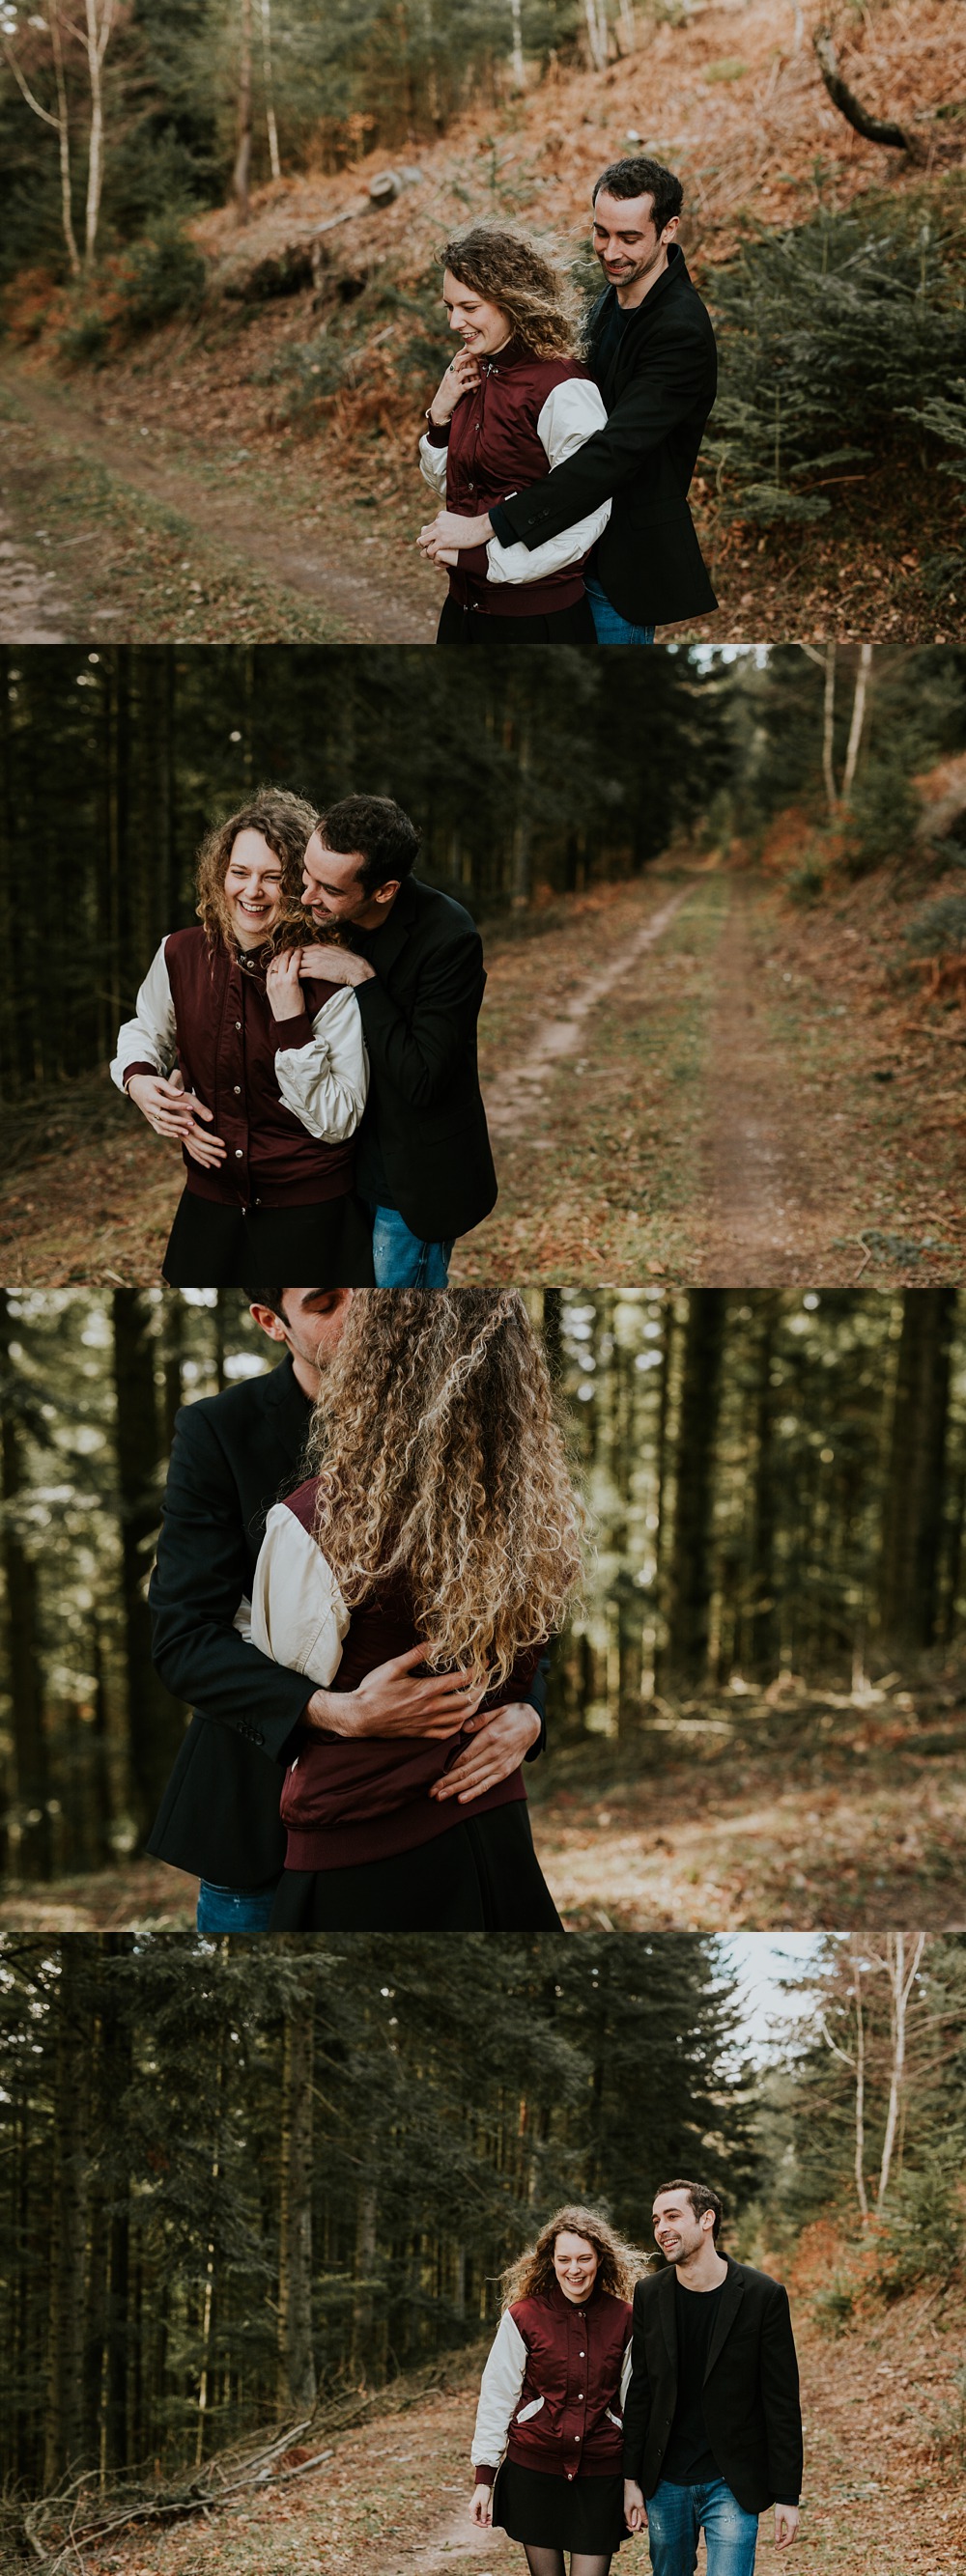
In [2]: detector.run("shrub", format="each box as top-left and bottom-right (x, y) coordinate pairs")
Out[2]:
(904, 893), (966, 956)
(702, 194), (966, 527)
(115, 217), (206, 333)
(811, 2278), (855, 2335)
(786, 851), (827, 905)
(870, 2166), (964, 2297)
(842, 758), (922, 874)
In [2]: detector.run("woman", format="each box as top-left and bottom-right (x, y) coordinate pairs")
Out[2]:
(110, 787), (374, 1287)
(416, 227), (610, 644)
(250, 1288), (584, 1930)
(470, 2206), (646, 2576)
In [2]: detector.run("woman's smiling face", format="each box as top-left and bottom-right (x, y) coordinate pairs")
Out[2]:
(442, 269), (511, 358)
(553, 2231), (599, 2303)
(224, 828), (287, 947)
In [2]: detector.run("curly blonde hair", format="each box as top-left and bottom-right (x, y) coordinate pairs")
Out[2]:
(304, 1289), (584, 1690)
(440, 226), (577, 360)
(501, 2205), (649, 2310)
(194, 786), (343, 954)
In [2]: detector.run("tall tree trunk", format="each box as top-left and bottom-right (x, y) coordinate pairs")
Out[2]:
(662, 1293), (726, 1686)
(43, 1944), (90, 2482)
(111, 1290), (181, 1835)
(0, 1291), (50, 1878)
(747, 1293), (780, 1676)
(821, 642), (837, 816)
(849, 1939), (868, 2221)
(48, 6), (81, 276)
(234, 0), (253, 221)
(840, 641), (873, 807)
(350, 2183), (379, 2383)
(878, 1290), (954, 1648)
(83, 0), (115, 266)
(260, 0), (281, 178)
(508, 0), (525, 88)
(277, 2000), (317, 2414)
(875, 1933), (926, 2211)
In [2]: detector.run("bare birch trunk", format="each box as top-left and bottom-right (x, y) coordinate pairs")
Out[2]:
(875, 1932), (926, 2211)
(849, 1940), (868, 2219)
(83, 0), (115, 266)
(261, 0), (280, 180)
(509, 0), (526, 89)
(48, 7), (81, 276)
(583, 0), (609, 72)
(822, 642), (838, 815)
(840, 641), (873, 807)
(234, 0), (253, 222)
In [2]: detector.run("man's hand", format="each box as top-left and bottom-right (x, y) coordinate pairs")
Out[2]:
(296, 944), (376, 988)
(304, 1644), (486, 1739)
(774, 2506), (799, 2548)
(469, 2485), (493, 2528)
(417, 509), (494, 560)
(623, 2481), (647, 2534)
(265, 949), (308, 1022)
(429, 1702), (540, 1802)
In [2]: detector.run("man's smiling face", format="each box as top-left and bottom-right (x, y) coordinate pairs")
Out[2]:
(591, 188), (678, 295)
(301, 830), (400, 930)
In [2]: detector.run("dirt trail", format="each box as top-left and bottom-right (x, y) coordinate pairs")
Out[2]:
(71, 2301), (964, 2576)
(696, 876), (855, 1285)
(485, 886), (696, 1136)
(0, 364), (436, 642)
(0, 504), (70, 638)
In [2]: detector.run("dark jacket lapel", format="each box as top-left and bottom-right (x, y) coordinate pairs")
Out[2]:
(365, 876), (418, 987)
(656, 2264), (678, 2373)
(704, 2262), (745, 2384)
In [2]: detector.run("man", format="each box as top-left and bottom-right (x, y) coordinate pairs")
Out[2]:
(623, 2180), (802, 2576)
(418, 157), (717, 645)
(147, 1287), (545, 1932)
(296, 794), (497, 1285)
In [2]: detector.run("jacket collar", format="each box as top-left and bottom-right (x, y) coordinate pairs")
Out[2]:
(263, 1349), (315, 1451)
(360, 872), (421, 980)
(593, 240), (690, 333)
(654, 2253), (740, 2380)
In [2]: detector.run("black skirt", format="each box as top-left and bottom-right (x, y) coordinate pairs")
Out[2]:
(494, 2463), (628, 2552)
(270, 1801), (562, 1931)
(161, 1189), (375, 1288)
(437, 595), (598, 647)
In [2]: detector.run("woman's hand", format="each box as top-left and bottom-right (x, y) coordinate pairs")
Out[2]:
(427, 347), (480, 425)
(469, 2486), (494, 2528)
(127, 1072), (224, 1160)
(304, 1644), (487, 1739)
(265, 950), (307, 1022)
(429, 1702), (540, 1802)
(418, 509), (495, 561)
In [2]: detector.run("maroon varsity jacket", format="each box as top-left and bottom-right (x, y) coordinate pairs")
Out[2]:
(477, 2281), (632, 2485)
(276, 1478), (542, 1869)
(123, 927), (355, 1208)
(426, 343), (596, 617)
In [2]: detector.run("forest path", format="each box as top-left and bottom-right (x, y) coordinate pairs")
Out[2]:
(0, 503), (71, 639)
(457, 867), (965, 1285)
(0, 361), (436, 643)
(74, 2301), (964, 2576)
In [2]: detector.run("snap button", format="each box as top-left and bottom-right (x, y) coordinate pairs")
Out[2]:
(235, 1020), (242, 1029)
(234, 1084), (241, 1095)
(235, 1148), (242, 1159)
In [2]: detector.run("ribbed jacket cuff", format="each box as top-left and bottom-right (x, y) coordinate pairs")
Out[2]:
(474, 2466), (497, 2487)
(270, 1010), (313, 1052)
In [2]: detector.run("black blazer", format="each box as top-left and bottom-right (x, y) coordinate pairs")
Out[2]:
(354, 875), (497, 1245)
(494, 247), (718, 628)
(622, 2259), (803, 2514)
(148, 1354), (548, 1889)
(147, 1354), (316, 1888)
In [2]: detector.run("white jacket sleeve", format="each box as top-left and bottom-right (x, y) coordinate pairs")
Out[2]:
(471, 2311), (528, 2469)
(110, 938), (177, 1089)
(418, 432), (450, 499)
(620, 2338), (633, 2406)
(486, 380), (611, 587)
(249, 1502), (350, 1687)
(273, 984), (369, 1143)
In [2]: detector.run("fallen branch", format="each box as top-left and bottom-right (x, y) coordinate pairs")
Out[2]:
(20, 2427), (333, 2575)
(813, 28), (918, 154)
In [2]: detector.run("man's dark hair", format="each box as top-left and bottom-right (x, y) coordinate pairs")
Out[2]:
(592, 157), (683, 234)
(246, 1289), (287, 1316)
(315, 794), (421, 897)
(653, 2179), (724, 2240)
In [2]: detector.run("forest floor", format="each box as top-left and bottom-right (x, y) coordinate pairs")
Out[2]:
(5, 1665), (965, 1935)
(1, 863), (963, 1289)
(61, 2258), (966, 2576)
(1, 0), (963, 646)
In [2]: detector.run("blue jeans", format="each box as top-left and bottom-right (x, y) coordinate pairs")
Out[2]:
(371, 1204), (454, 1287)
(196, 1878), (280, 1934)
(646, 2478), (759, 2576)
(585, 572), (655, 646)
